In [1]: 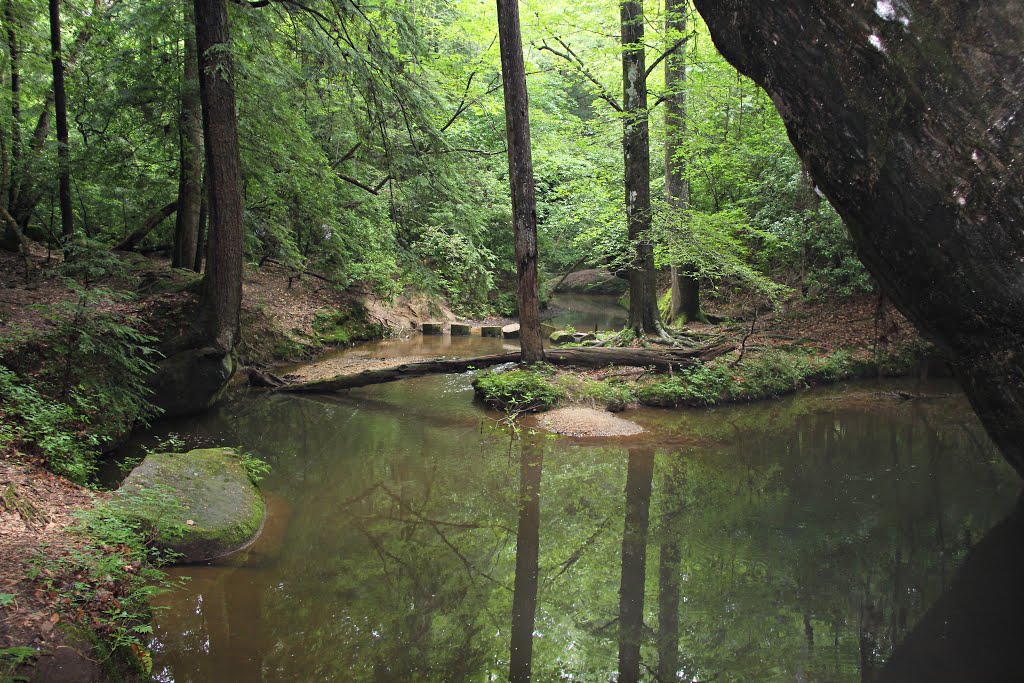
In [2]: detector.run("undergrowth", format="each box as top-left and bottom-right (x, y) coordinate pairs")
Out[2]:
(473, 364), (564, 413)
(28, 487), (187, 678)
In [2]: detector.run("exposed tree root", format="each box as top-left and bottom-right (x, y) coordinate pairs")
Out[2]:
(596, 322), (721, 349)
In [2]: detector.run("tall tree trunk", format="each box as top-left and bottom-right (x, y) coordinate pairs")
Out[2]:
(3, 0), (22, 251)
(665, 0), (699, 324)
(6, 0), (21, 211)
(173, 0), (204, 269)
(497, 0), (543, 363)
(194, 0), (243, 353)
(194, 178), (207, 272)
(622, 0), (659, 335)
(509, 440), (543, 683)
(618, 447), (655, 683)
(48, 0), (73, 246)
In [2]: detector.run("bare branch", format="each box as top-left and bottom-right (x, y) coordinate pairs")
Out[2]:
(645, 32), (691, 78)
(337, 173), (392, 195)
(536, 37), (622, 113)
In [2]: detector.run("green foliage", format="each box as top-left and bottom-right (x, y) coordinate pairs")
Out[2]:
(311, 306), (386, 346)
(29, 488), (186, 673)
(412, 226), (496, 316)
(233, 450), (271, 485)
(0, 645), (36, 681)
(637, 349), (873, 408)
(31, 280), (160, 440)
(0, 365), (100, 483)
(473, 365), (564, 413)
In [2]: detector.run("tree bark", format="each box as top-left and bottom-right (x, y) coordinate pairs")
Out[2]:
(48, 0), (73, 246)
(664, 0), (699, 324)
(173, 0), (204, 270)
(509, 440), (543, 683)
(194, 0), (244, 353)
(618, 447), (655, 683)
(113, 200), (179, 251)
(278, 344), (734, 393)
(693, 0), (1024, 478)
(497, 0), (544, 363)
(5, 0), (21, 213)
(621, 0), (659, 335)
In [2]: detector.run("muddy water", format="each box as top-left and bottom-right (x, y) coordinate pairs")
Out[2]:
(139, 371), (1021, 682)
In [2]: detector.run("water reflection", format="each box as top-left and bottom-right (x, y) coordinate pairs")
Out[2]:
(141, 380), (1020, 682)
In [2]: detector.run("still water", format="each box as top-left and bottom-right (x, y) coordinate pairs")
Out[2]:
(136, 369), (1021, 682)
(546, 293), (628, 332)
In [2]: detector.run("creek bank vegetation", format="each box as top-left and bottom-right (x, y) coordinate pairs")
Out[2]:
(0, 0), (1012, 678)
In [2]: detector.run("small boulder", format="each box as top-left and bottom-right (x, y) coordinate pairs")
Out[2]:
(502, 323), (521, 339)
(549, 330), (576, 344)
(118, 447), (265, 563)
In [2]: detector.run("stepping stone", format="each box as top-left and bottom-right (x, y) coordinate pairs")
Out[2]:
(502, 323), (521, 339)
(480, 326), (503, 337)
(450, 323), (471, 336)
(421, 322), (443, 335)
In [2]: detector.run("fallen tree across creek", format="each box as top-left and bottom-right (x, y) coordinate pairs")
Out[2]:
(276, 344), (735, 393)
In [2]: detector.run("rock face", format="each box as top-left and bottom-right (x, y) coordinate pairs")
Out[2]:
(694, 0), (1024, 477)
(147, 346), (235, 419)
(119, 447), (265, 563)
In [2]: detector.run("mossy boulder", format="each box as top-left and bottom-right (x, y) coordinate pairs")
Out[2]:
(119, 447), (265, 563)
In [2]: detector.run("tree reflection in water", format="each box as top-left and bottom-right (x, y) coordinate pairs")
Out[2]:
(143, 380), (1021, 682)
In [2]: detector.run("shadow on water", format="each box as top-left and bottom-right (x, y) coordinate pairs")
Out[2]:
(139, 377), (1023, 682)
(877, 495), (1024, 683)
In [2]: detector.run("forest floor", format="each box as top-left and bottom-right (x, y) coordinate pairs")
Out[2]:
(0, 248), (927, 681)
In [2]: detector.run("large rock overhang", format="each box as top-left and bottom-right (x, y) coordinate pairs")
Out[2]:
(694, 0), (1024, 476)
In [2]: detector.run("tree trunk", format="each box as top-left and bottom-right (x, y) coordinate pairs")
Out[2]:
(618, 448), (655, 683)
(5, 0), (21, 213)
(693, 0), (1024, 478)
(48, 0), (73, 246)
(509, 440), (543, 683)
(621, 0), (659, 335)
(173, 0), (204, 270)
(113, 200), (179, 252)
(497, 0), (544, 363)
(194, 0), (243, 353)
(194, 169), (208, 272)
(664, 0), (699, 325)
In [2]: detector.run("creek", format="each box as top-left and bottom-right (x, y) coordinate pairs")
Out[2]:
(131, 298), (1022, 682)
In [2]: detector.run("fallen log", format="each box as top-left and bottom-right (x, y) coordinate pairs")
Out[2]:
(277, 344), (734, 393)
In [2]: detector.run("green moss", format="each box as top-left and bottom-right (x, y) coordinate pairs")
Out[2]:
(118, 447), (266, 562)
(312, 304), (386, 347)
(272, 336), (314, 361)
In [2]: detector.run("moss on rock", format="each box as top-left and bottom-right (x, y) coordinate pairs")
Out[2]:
(118, 447), (265, 563)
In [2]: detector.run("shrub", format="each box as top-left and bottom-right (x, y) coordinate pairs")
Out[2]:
(0, 366), (100, 483)
(473, 366), (564, 413)
(30, 488), (186, 676)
